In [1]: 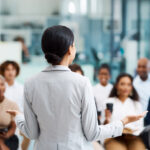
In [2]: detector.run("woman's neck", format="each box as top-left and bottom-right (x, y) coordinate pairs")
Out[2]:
(6, 80), (14, 86)
(59, 55), (70, 67)
(100, 83), (108, 87)
(118, 95), (128, 103)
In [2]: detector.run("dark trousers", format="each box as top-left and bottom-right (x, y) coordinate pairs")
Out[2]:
(144, 98), (150, 126)
(140, 125), (150, 150)
(4, 135), (19, 150)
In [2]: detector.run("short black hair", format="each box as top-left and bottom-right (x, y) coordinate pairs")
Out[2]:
(0, 60), (20, 77)
(109, 73), (139, 101)
(98, 63), (111, 74)
(69, 64), (84, 75)
(41, 25), (74, 65)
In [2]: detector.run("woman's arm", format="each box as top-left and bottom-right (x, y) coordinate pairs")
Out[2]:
(14, 84), (40, 139)
(7, 82), (40, 140)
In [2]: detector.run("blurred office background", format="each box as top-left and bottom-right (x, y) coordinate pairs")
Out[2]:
(0, 0), (150, 83)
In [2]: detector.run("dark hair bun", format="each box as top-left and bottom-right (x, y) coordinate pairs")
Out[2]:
(41, 25), (74, 65)
(45, 53), (62, 65)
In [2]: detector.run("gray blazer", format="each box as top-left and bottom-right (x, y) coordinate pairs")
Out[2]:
(15, 65), (123, 150)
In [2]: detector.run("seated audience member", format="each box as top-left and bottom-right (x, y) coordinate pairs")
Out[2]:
(0, 61), (24, 111)
(69, 63), (84, 75)
(104, 73), (146, 150)
(0, 75), (19, 150)
(0, 61), (30, 150)
(14, 36), (30, 63)
(93, 64), (113, 124)
(133, 58), (150, 111)
(104, 73), (143, 134)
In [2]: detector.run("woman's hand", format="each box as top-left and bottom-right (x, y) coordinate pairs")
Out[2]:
(121, 111), (148, 125)
(6, 110), (21, 117)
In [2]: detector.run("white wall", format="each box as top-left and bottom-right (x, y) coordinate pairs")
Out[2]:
(0, 42), (22, 64)
(1, 0), (60, 15)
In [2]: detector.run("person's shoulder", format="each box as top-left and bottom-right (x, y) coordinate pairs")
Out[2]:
(5, 98), (19, 109)
(108, 83), (113, 88)
(105, 97), (116, 103)
(68, 71), (89, 84)
(15, 81), (23, 88)
(107, 83), (113, 89)
(133, 75), (140, 84)
(24, 72), (42, 86)
(128, 98), (142, 108)
(93, 83), (100, 89)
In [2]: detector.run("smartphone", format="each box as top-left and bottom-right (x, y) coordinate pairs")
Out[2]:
(106, 103), (113, 113)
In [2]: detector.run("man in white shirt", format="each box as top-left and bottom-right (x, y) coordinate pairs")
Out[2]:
(133, 58), (150, 111)
(93, 64), (113, 123)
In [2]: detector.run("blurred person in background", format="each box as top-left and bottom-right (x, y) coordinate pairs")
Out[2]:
(104, 73), (146, 150)
(69, 63), (84, 75)
(104, 73), (143, 134)
(0, 75), (19, 150)
(133, 58), (150, 112)
(93, 64), (113, 124)
(0, 61), (30, 150)
(0, 61), (23, 111)
(14, 36), (30, 63)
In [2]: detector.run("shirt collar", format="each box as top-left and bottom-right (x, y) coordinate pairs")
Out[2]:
(136, 75), (150, 83)
(42, 65), (71, 72)
(5, 81), (17, 88)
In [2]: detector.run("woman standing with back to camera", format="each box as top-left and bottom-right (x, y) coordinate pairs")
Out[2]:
(7, 25), (146, 150)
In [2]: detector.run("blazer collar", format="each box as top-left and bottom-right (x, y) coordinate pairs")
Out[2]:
(42, 65), (71, 72)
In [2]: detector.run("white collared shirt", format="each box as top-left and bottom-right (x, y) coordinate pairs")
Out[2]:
(104, 97), (144, 135)
(4, 81), (24, 112)
(133, 75), (150, 111)
(93, 83), (113, 111)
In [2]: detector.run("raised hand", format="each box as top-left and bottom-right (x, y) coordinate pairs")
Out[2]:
(6, 110), (21, 117)
(121, 111), (148, 125)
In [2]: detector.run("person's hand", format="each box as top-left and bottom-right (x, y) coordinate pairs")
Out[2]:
(105, 109), (112, 123)
(0, 132), (9, 139)
(121, 111), (148, 125)
(6, 110), (21, 117)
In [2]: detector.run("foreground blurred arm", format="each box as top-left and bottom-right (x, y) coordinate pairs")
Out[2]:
(7, 83), (40, 140)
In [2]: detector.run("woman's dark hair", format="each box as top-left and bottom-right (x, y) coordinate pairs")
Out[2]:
(109, 73), (139, 101)
(69, 64), (84, 75)
(14, 36), (25, 43)
(98, 63), (111, 74)
(0, 61), (20, 77)
(41, 25), (74, 65)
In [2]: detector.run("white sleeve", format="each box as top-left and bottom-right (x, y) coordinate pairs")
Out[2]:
(15, 83), (40, 139)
